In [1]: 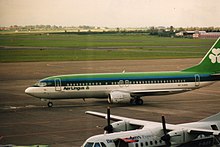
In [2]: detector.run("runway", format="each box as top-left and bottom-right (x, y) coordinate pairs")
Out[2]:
(0, 59), (220, 147)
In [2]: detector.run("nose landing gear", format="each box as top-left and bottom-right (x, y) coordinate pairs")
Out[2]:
(41, 99), (54, 107)
(47, 102), (53, 107)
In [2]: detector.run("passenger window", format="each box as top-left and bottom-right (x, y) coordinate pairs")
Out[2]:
(145, 142), (148, 146)
(140, 142), (143, 147)
(135, 143), (139, 147)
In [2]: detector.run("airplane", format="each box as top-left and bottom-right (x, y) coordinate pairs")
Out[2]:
(82, 108), (220, 147)
(25, 38), (220, 107)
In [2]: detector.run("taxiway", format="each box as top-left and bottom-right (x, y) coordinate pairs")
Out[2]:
(0, 59), (219, 146)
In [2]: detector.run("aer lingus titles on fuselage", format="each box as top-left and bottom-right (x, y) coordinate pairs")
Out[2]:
(25, 38), (220, 107)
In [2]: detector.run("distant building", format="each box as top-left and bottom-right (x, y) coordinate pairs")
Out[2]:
(194, 32), (220, 39)
(175, 31), (198, 38)
(176, 31), (220, 39)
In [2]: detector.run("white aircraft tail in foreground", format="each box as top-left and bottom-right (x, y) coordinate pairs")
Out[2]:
(82, 108), (220, 147)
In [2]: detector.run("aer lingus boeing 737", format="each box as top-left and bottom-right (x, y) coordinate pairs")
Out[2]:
(25, 38), (220, 107)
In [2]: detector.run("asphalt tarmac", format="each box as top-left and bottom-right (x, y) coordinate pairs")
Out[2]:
(0, 59), (220, 147)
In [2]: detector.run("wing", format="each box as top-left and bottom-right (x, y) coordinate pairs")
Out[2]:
(86, 111), (220, 137)
(130, 88), (192, 97)
(85, 111), (162, 128)
(187, 128), (220, 136)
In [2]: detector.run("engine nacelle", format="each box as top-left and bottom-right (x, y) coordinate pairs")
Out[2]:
(111, 120), (141, 132)
(108, 91), (132, 104)
(169, 129), (197, 145)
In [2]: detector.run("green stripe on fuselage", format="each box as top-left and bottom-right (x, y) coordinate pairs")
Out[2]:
(42, 71), (212, 84)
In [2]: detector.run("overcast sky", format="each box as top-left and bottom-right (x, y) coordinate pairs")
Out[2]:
(0, 0), (220, 27)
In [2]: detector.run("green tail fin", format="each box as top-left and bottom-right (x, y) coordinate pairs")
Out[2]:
(183, 37), (220, 73)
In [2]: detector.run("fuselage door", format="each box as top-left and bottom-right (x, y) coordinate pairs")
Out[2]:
(114, 139), (129, 147)
(55, 78), (62, 91)
(119, 80), (130, 88)
(125, 80), (130, 87)
(195, 74), (200, 87)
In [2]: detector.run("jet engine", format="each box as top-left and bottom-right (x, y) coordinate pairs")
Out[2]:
(108, 91), (132, 104)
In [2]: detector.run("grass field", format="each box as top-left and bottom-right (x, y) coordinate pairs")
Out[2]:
(0, 33), (216, 62)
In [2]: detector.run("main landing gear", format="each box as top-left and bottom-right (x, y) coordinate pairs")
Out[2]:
(130, 98), (143, 105)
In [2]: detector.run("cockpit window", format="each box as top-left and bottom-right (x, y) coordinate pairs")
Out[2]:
(33, 80), (54, 87)
(84, 142), (93, 147)
(33, 82), (47, 87)
(94, 143), (101, 147)
(100, 142), (106, 147)
(84, 142), (106, 147)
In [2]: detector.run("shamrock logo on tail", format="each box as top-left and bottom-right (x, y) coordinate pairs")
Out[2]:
(209, 48), (220, 63)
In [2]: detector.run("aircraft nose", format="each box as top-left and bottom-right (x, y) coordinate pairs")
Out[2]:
(25, 87), (47, 98)
(25, 87), (38, 97)
(25, 87), (33, 95)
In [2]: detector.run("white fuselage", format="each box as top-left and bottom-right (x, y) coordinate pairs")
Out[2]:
(82, 120), (220, 147)
(25, 80), (214, 100)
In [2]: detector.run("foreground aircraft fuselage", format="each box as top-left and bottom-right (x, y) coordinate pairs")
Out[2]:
(25, 38), (220, 107)
(82, 110), (220, 147)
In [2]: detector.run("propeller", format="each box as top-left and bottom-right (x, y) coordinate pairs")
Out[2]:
(161, 116), (171, 146)
(104, 107), (113, 133)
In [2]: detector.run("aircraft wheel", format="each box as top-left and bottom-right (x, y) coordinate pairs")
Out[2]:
(135, 99), (143, 105)
(47, 102), (53, 107)
(130, 99), (135, 105)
